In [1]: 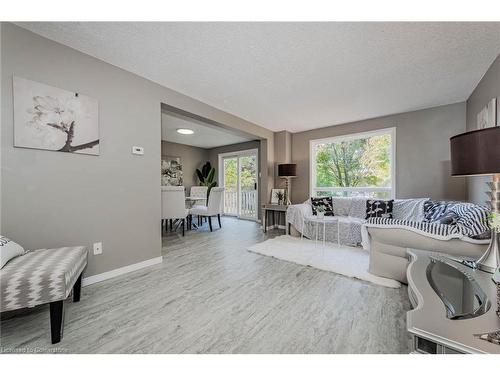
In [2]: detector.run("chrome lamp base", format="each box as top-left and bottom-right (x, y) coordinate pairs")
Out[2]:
(479, 174), (500, 275)
(477, 229), (500, 274)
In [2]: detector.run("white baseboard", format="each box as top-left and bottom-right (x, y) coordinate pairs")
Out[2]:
(82, 256), (163, 287)
(265, 224), (287, 230)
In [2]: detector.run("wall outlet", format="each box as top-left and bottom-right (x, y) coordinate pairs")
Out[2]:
(132, 146), (144, 155)
(93, 242), (103, 255)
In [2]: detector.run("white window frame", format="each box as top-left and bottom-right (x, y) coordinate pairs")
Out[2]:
(309, 127), (396, 199)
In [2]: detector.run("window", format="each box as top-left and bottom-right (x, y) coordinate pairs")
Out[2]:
(310, 128), (395, 199)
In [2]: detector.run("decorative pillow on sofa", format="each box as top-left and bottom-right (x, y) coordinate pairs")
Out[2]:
(331, 197), (351, 216)
(423, 201), (459, 222)
(348, 197), (369, 219)
(450, 203), (491, 238)
(393, 198), (429, 222)
(0, 236), (25, 269)
(310, 197), (334, 216)
(423, 201), (491, 238)
(434, 211), (459, 225)
(365, 199), (394, 219)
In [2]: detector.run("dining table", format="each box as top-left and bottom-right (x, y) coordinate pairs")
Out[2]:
(184, 196), (207, 229)
(185, 196), (207, 207)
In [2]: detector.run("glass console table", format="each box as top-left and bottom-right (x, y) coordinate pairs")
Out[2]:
(406, 249), (500, 354)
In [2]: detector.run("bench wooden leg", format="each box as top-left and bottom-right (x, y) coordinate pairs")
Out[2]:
(50, 300), (64, 344)
(73, 273), (82, 302)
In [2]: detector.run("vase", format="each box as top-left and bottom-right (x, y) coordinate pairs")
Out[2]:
(317, 212), (325, 219)
(477, 228), (500, 274)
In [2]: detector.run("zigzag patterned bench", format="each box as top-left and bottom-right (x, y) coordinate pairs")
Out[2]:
(1, 246), (88, 344)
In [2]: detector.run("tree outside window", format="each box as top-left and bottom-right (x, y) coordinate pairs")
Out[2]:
(311, 129), (394, 198)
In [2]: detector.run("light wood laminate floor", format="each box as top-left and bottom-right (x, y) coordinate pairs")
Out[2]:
(0, 218), (411, 353)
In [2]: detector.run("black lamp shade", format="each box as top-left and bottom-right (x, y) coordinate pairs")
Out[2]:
(450, 127), (500, 176)
(278, 163), (297, 177)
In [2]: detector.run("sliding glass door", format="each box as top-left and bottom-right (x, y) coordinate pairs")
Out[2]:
(220, 150), (258, 220)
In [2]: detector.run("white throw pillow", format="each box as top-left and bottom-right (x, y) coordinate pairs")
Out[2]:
(393, 198), (430, 222)
(331, 197), (352, 216)
(0, 236), (25, 269)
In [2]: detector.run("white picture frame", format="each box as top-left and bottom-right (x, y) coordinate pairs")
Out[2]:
(477, 98), (497, 129)
(270, 188), (285, 204)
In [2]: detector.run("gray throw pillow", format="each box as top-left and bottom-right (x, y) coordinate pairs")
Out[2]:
(0, 236), (25, 269)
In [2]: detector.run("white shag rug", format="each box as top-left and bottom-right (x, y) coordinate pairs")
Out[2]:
(248, 235), (400, 288)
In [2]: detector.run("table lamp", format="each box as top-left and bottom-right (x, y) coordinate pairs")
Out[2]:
(450, 126), (500, 274)
(278, 163), (297, 205)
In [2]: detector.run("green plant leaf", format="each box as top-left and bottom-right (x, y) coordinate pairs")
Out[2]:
(206, 181), (217, 200)
(196, 169), (205, 183)
(202, 162), (211, 177)
(207, 168), (215, 183)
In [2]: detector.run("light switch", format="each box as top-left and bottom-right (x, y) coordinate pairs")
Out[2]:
(132, 146), (144, 155)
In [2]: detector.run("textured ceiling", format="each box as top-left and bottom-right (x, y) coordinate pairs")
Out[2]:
(17, 22), (500, 132)
(161, 111), (254, 148)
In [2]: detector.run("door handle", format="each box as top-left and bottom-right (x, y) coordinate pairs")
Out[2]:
(254, 183), (257, 190)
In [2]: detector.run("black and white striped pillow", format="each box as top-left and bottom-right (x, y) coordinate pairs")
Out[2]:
(423, 201), (458, 222)
(423, 201), (490, 238)
(450, 203), (491, 238)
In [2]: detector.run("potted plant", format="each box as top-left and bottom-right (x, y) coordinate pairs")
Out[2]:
(196, 161), (217, 198)
(316, 206), (326, 219)
(275, 190), (285, 205)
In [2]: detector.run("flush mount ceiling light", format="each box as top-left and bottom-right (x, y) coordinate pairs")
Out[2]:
(176, 128), (194, 135)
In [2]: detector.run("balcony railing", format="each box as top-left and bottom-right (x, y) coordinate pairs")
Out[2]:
(224, 189), (257, 218)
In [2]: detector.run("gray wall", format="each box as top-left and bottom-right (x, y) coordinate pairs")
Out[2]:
(208, 140), (263, 218)
(290, 102), (467, 203)
(161, 141), (208, 190)
(1, 23), (273, 277)
(273, 130), (292, 190)
(466, 54), (500, 206)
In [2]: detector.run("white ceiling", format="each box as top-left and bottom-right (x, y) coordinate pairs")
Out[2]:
(161, 111), (254, 148)
(17, 22), (500, 132)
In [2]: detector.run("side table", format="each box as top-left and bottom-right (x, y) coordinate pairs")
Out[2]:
(262, 204), (289, 233)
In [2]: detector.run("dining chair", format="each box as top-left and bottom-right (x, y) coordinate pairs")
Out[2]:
(189, 186), (208, 206)
(161, 186), (189, 236)
(189, 187), (224, 232)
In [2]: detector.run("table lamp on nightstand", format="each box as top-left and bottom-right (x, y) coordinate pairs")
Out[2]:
(278, 163), (297, 205)
(450, 126), (500, 275)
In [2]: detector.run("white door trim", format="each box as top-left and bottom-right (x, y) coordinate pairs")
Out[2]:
(218, 148), (259, 220)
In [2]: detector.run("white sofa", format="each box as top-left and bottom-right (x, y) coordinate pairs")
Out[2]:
(286, 197), (490, 283)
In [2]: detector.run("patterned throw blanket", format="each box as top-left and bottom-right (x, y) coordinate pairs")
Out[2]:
(365, 201), (491, 243)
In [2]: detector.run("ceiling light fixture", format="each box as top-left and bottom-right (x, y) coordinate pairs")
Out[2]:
(177, 128), (194, 135)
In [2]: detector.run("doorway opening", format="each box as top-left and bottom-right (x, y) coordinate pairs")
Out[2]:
(160, 103), (262, 241)
(219, 149), (259, 221)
